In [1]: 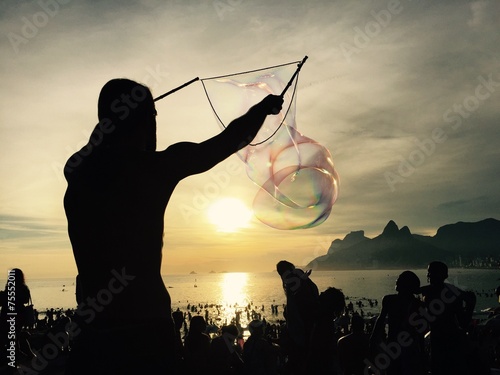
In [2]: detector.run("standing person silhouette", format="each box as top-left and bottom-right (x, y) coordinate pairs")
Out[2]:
(307, 286), (346, 374)
(420, 261), (476, 375)
(337, 314), (370, 375)
(276, 260), (319, 374)
(370, 270), (425, 375)
(63, 78), (283, 375)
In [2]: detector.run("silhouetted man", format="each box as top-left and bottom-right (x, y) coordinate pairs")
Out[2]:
(420, 261), (476, 375)
(338, 314), (370, 375)
(308, 286), (345, 374)
(276, 260), (319, 374)
(64, 78), (282, 374)
(370, 270), (425, 375)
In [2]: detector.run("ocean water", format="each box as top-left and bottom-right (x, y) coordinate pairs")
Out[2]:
(16, 268), (500, 326)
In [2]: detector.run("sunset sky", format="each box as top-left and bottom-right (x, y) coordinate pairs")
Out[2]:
(1, 0), (499, 279)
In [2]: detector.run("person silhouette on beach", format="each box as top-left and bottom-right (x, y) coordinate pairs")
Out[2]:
(478, 286), (500, 370)
(184, 315), (211, 374)
(63, 78), (283, 375)
(370, 270), (425, 375)
(208, 324), (243, 375)
(276, 260), (319, 374)
(337, 313), (370, 375)
(172, 309), (186, 371)
(420, 261), (476, 375)
(243, 319), (278, 375)
(307, 286), (346, 374)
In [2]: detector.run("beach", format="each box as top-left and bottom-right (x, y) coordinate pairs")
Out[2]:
(24, 269), (500, 318)
(3, 268), (500, 374)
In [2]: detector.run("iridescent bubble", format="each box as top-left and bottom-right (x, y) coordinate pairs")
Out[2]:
(201, 63), (339, 229)
(202, 65), (296, 148)
(252, 127), (339, 229)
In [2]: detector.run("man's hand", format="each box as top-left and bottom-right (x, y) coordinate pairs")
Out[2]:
(261, 94), (284, 115)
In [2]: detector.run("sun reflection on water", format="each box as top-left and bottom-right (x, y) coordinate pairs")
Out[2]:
(221, 272), (248, 307)
(211, 272), (253, 331)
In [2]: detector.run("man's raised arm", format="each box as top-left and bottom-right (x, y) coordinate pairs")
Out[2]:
(165, 94), (284, 176)
(216, 94), (284, 154)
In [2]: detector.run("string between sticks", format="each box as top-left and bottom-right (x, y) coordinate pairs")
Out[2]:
(200, 70), (300, 146)
(200, 60), (301, 81)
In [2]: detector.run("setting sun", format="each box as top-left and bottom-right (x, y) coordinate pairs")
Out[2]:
(207, 197), (253, 232)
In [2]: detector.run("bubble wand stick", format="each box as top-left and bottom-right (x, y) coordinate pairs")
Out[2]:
(154, 56), (307, 105)
(154, 77), (200, 102)
(272, 55), (308, 114)
(269, 56), (308, 181)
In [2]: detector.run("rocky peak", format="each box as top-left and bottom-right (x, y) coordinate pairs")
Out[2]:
(399, 225), (413, 238)
(343, 230), (367, 245)
(382, 220), (399, 237)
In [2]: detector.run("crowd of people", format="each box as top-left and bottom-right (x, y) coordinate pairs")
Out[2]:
(2, 262), (500, 374)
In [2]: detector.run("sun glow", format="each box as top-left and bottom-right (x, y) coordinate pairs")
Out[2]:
(221, 272), (248, 306)
(207, 197), (253, 232)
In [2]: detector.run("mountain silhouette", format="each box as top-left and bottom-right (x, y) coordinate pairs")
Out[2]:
(306, 218), (500, 270)
(328, 230), (369, 254)
(415, 218), (500, 257)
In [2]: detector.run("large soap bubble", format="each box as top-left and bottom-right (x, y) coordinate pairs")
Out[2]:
(201, 62), (339, 229)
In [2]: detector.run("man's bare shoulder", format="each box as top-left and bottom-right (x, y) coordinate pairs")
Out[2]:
(382, 293), (399, 305)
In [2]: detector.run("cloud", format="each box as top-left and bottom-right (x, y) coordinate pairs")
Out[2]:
(436, 198), (483, 210)
(467, 0), (500, 29)
(1, 0), (499, 277)
(0, 214), (66, 241)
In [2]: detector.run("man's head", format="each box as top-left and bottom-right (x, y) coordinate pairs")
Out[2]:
(319, 287), (346, 318)
(248, 320), (265, 337)
(276, 260), (295, 277)
(427, 261), (448, 285)
(189, 315), (207, 334)
(396, 270), (420, 294)
(172, 310), (184, 330)
(98, 79), (156, 150)
(221, 324), (239, 339)
(350, 313), (364, 333)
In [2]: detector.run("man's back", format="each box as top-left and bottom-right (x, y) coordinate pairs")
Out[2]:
(338, 331), (370, 375)
(64, 145), (178, 324)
